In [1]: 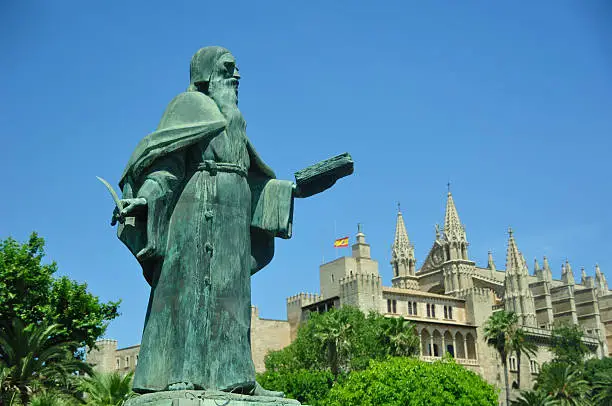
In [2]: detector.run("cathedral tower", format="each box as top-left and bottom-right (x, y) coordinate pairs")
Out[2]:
(504, 228), (537, 327)
(439, 190), (475, 294)
(391, 206), (418, 289)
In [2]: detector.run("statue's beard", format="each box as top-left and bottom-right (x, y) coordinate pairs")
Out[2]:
(209, 79), (246, 137)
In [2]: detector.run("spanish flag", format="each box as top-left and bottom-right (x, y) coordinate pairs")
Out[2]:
(334, 236), (349, 248)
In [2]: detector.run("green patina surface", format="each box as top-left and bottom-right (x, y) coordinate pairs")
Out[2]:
(107, 46), (352, 402)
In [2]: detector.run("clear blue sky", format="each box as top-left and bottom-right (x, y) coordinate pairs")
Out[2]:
(1, 1), (611, 348)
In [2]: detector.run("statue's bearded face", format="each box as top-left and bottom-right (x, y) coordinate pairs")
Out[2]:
(208, 53), (240, 107)
(207, 53), (246, 136)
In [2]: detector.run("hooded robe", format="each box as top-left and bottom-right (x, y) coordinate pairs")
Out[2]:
(116, 88), (294, 392)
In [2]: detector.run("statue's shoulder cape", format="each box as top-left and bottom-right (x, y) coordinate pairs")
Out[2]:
(119, 91), (275, 189)
(117, 92), (292, 286)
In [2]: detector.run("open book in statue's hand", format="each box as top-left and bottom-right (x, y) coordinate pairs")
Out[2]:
(293, 152), (354, 198)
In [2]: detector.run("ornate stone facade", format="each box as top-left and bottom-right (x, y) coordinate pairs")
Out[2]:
(90, 191), (611, 402)
(287, 191), (611, 401)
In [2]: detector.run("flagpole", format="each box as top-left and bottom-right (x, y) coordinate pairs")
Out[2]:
(321, 229), (325, 264)
(334, 220), (338, 259)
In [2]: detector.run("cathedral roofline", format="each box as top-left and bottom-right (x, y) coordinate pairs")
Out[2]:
(382, 286), (465, 301)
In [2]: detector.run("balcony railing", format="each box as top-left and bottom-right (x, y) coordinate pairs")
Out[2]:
(419, 355), (478, 366)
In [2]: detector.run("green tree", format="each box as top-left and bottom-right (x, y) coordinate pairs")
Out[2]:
(535, 362), (590, 406)
(550, 323), (589, 365)
(79, 371), (135, 406)
(0, 233), (120, 355)
(257, 370), (334, 405)
(509, 328), (538, 389)
(325, 357), (498, 406)
(510, 390), (556, 406)
(0, 364), (18, 406)
(591, 369), (612, 406)
(583, 356), (612, 384)
(312, 309), (354, 377)
(483, 310), (518, 406)
(30, 390), (77, 406)
(378, 316), (419, 357)
(0, 319), (92, 405)
(264, 307), (417, 377)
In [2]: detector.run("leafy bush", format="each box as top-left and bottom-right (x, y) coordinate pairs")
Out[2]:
(324, 357), (497, 406)
(257, 369), (335, 405)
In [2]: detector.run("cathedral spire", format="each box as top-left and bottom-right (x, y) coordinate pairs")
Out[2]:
(595, 264), (608, 293)
(543, 256), (553, 282)
(443, 191), (467, 243)
(487, 251), (496, 271)
(504, 228), (537, 327)
(563, 260), (575, 286)
(534, 258), (543, 279)
(391, 207), (416, 281)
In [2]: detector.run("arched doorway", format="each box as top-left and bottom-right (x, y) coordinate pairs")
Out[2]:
(421, 329), (431, 356)
(466, 333), (477, 359)
(444, 331), (454, 357)
(432, 330), (442, 357)
(455, 332), (465, 359)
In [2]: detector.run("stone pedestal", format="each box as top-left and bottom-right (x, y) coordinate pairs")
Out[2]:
(125, 390), (302, 406)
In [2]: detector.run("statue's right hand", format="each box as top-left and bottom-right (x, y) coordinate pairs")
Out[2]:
(111, 198), (147, 226)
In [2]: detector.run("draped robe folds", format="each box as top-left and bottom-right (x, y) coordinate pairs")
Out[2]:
(116, 91), (294, 392)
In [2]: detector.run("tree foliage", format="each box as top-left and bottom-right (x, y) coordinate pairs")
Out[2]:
(325, 357), (498, 406)
(535, 362), (590, 406)
(0, 233), (120, 354)
(0, 319), (91, 405)
(79, 371), (135, 406)
(549, 323), (589, 365)
(263, 307), (418, 376)
(257, 370), (334, 405)
(510, 390), (556, 406)
(483, 310), (518, 406)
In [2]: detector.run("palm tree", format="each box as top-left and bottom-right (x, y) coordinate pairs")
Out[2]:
(591, 369), (612, 406)
(483, 310), (519, 406)
(508, 328), (538, 389)
(79, 371), (135, 406)
(535, 362), (590, 406)
(30, 390), (75, 406)
(511, 390), (556, 406)
(0, 319), (91, 405)
(380, 317), (419, 357)
(0, 365), (18, 406)
(312, 310), (353, 377)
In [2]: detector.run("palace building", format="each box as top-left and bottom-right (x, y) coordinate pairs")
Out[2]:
(88, 191), (611, 399)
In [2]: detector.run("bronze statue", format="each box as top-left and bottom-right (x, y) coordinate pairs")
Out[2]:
(104, 46), (352, 398)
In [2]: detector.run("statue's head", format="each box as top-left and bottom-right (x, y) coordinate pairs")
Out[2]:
(189, 46), (240, 105)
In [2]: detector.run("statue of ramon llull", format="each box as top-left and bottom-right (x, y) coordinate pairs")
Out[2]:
(100, 46), (353, 399)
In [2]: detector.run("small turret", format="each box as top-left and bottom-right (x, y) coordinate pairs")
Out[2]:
(534, 258), (545, 280)
(543, 256), (553, 282)
(504, 228), (537, 327)
(391, 205), (418, 289)
(439, 188), (470, 261)
(595, 264), (609, 294)
(487, 251), (496, 271)
(563, 260), (575, 286)
(352, 223), (371, 259)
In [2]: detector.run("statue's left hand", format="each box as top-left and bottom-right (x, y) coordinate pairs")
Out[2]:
(292, 183), (305, 199)
(111, 198), (148, 226)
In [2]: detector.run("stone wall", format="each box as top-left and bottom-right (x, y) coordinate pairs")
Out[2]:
(88, 306), (291, 375)
(250, 306), (291, 372)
